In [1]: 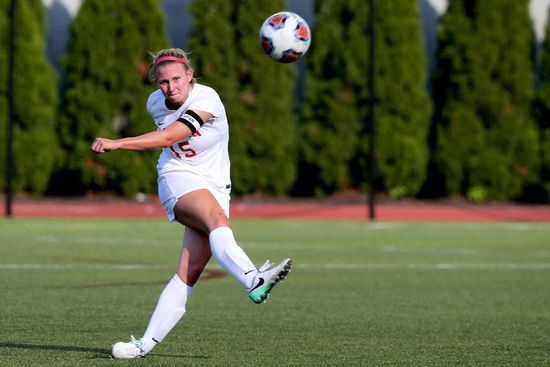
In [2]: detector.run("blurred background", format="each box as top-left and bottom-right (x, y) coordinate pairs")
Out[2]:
(2, 0), (550, 205)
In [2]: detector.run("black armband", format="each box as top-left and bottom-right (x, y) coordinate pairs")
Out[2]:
(177, 110), (204, 134)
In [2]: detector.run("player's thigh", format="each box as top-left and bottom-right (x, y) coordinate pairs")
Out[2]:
(173, 189), (229, 233)
(158, 171), (229, 223)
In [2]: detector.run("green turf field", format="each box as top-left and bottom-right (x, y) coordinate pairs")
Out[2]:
(1, 218), (549, 366)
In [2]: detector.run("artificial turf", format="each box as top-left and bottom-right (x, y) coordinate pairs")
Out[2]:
(1, 218), (549, 366)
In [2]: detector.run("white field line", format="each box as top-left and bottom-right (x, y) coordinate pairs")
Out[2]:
(14, 235), (165, 246)
(0, 263), (173, 270)
(383, 246), (480, 255)
(1, 263), (550, 271)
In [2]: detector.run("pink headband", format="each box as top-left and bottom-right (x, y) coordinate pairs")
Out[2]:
(155, 56), (188, 65)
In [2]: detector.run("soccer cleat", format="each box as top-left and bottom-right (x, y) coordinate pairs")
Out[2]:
(111, 335), (146, 359)
(248, 258), (292, 304)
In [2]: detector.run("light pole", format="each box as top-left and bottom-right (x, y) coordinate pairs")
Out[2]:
(5, 0), (17, 217)
(368, 0), (376, 221)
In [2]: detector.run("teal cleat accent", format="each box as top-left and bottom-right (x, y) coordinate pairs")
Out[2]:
(248, 258), (292, 304)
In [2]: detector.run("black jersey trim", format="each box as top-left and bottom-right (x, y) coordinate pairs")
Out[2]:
(185, 110), (204, 126)
(177, 110), (204, 134)
(177, 116), (197, 134)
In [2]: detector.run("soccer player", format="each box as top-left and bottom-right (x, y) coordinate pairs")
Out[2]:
(91, 48), (292, 359)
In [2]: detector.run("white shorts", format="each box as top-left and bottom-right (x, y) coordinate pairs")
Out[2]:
(158, 171), (231, 222)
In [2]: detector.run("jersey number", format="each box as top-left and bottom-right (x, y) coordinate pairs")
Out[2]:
(169, 142), (196, 158)
(168, 131), (201, 159)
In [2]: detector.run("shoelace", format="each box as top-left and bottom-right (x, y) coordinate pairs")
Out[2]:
(129, 335), (144, 351)
(258, 260), (272, 272)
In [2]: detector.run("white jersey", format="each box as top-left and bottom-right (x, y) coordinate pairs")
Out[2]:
(146, 84), (231, 190)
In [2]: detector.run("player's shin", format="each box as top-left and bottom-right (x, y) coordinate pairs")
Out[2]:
(209, 226), (257, 289)
(141, 274), (193, 353)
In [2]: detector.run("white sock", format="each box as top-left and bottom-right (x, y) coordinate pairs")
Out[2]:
(141, 274), (192, 353)
(209, 226), (257, 289)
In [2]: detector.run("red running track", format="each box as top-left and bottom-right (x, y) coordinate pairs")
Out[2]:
(5, 198), (550, 222)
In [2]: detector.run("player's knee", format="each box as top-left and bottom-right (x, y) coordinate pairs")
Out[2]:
(208, 209), (229, 231)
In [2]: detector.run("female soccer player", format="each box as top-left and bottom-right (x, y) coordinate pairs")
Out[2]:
(91, 48), (292, 359)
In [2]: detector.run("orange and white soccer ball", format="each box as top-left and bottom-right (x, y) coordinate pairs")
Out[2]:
(259, 11), (311, 63)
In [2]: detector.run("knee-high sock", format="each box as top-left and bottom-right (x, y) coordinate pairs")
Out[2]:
(141, 274), (192, 353)
(209, 226), (257, 289)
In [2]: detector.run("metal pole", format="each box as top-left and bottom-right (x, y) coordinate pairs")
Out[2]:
(368, 0), (376, 221)
(5, 0), (17, 217)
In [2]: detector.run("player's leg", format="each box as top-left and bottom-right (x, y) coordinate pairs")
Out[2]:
(175, 226), (212, 286)
(139, 227), (211, 350)
(174, 189), (292, 304)
(173, 189), (258, 288)
(111, 227), (210, 359)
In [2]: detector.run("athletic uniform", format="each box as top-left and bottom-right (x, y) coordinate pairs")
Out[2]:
(110, 56), (293, 361)
(146, 84), (232, 220)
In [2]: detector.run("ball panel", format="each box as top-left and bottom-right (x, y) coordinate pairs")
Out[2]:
(295, 21), (310, 42)
(260, 36), (274, 55)
(280, 50), (303, 63)
(268, 13), (288, 30)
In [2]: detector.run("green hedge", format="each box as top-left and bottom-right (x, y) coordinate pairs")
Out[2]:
(1, 0), (549, 202)
(0, 0), (59, 195)
(431, 0), (540, 201)
(55, 0), (167, 196)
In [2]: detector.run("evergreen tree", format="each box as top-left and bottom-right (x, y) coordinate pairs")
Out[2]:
(297, 0), (428, 197)
(365, 0), (431, 197)
(0, 0), (60, 194)
(296, 0), (365, 195)
(188, 0), (297, 195)
(0, 2), (8, 191)
(534, 8), (550, 202)
(432, 0), (539, 201)
(56, 0), (168, 196)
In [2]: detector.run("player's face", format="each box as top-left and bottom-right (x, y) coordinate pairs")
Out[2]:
(156, 63), (194, 107)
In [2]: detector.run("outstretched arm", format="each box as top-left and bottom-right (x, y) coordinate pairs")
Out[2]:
(91, 109), (212, 154)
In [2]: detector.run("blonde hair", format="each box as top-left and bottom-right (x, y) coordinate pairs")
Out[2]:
(149, 48), (195, 85)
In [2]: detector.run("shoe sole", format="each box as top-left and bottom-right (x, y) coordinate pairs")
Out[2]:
(274, 258), (292, 284)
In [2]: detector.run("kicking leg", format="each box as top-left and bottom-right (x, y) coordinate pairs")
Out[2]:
(174, 189), (258, 289)
(174, 189), (293, 304)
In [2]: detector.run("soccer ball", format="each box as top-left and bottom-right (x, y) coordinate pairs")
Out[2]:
(259, 11), (311, 63)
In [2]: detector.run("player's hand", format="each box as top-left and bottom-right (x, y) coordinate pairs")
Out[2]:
(91, 137), (119, 154)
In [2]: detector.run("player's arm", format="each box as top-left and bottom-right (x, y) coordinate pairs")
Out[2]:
(91, 110), (213, 154)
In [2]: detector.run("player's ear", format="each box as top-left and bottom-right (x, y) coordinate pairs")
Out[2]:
(186, 68), (194, 80)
